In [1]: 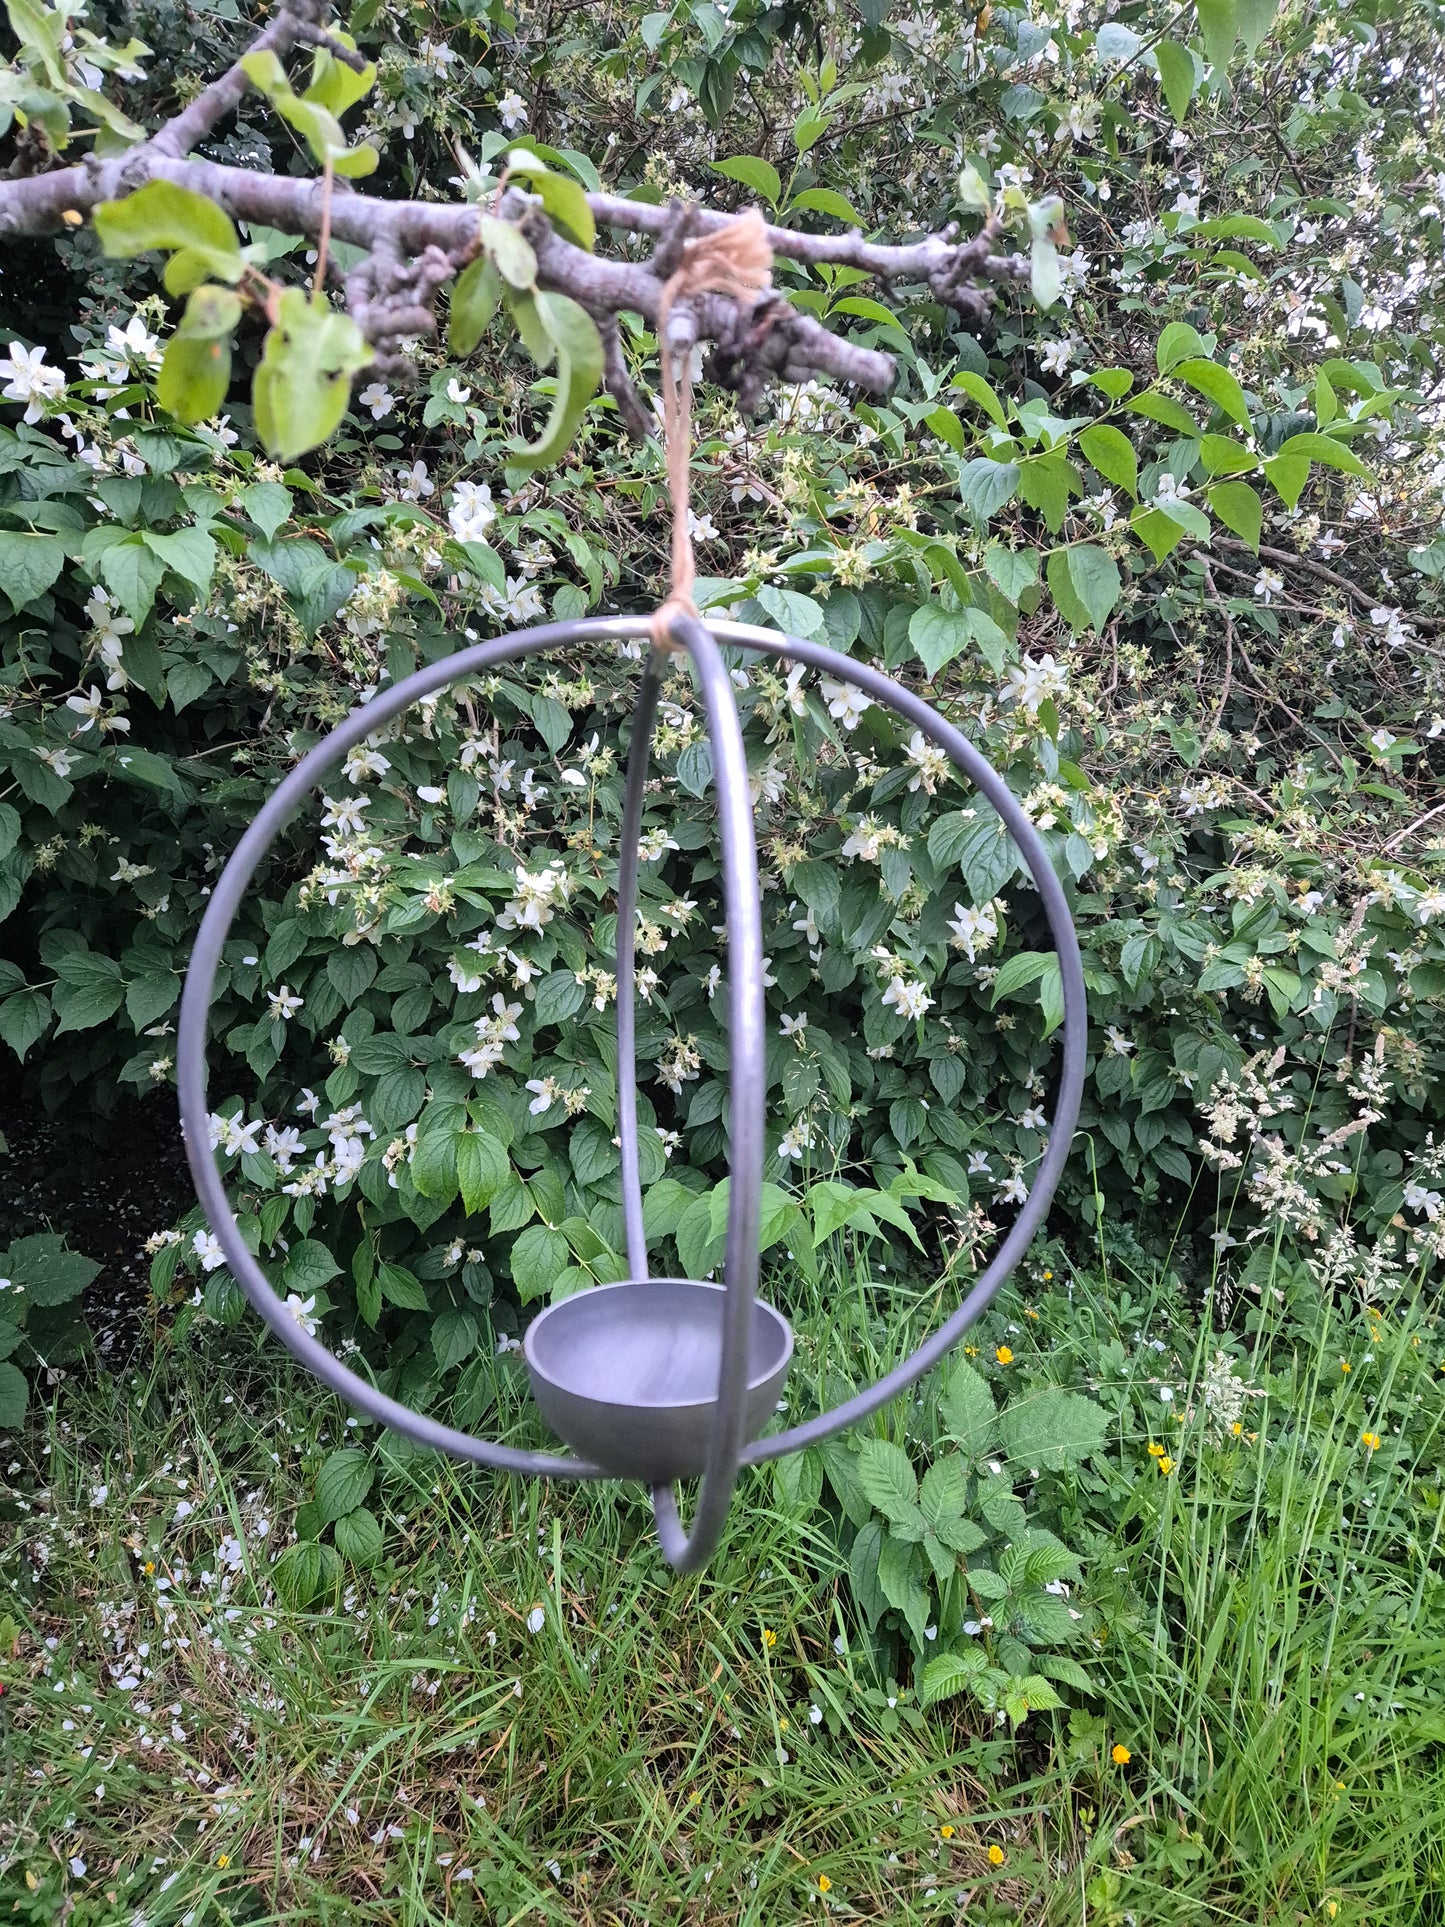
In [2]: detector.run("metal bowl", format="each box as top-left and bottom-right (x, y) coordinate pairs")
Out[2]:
(524, 1278), (793, 1484)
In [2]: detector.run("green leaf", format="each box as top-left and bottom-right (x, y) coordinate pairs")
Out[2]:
(919, 1452), (970, 1529)
(1199, 433), (1256, 476)
(909, 603), (1009, 678)
(432, 1306), (479, 1371)
(0, 989), (49, 1061)
(788, 185), (865, 225)
(241, 480), (294, 541)
(1077, 424), (1138, 500)
(1174, 357), (1250, 430)
(0, 531), (64, 612)
(284, 1239), (341, 1294)
(449, 255), (504, 356)
(125, 970), (178, 1030)
(918, 1646), (988, 1708)
(1017, 453), (1080, 533)
(242, 50), (377, 174)
(0, 1360), (26, 1429)
(711, 155), (782, 207)
(983, 544), (1038, 604)
(145, 525), (217, 596)
(252, 287), (371, 462)
(1155, 322), (1210, 374)
(93, 181), (244, 283)
(951, 370), (1007, 428)
(1047, 544), (1120, 634)
(479, 213), (538, 290)
(6, 1231), (101, 1305)
(1155, 38), (1196, 121)
(997, 1387), (1108, 1470)
(457, 1130), (509, 1215)
(511, 1223), (570, 1304)
(1207, 480), (1262, 550)
(1194, 0), (1237, 73)
(378, 1261), (429, 1310)
(506, 291), (604, 470)
(273, 1538), (341, 1609)
(958, 458), (1020, 521)
(942, 1361), (997, 1455)
(314, 1446), (373, 1525)
(857, 1438), (926, 1539)
(1126, 392), (1200, 437)
(304, 32), (376, 116)
(505, 148), (596, 248)
(333, 1504), (383, 1565)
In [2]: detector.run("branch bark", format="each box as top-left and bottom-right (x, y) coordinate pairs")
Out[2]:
(0, 4), (1029, 422)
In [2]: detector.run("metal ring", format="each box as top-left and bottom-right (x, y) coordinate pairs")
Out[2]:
(176, 612), (1085, 1551)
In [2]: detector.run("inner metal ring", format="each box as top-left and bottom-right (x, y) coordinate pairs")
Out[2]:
(176, 612), (1086, 1550)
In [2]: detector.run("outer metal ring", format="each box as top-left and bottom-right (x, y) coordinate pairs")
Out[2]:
(176, 611), (1086, 1567)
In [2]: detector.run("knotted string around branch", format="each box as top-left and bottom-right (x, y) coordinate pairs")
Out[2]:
(649, 210), (774, 652)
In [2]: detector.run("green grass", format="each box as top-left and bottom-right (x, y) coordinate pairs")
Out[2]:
(3, 1253), (1444, 1924)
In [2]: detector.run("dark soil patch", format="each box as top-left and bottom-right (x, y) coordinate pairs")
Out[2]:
(0, 1090), (194, 1365)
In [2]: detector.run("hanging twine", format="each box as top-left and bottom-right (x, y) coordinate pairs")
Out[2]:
(649, 210), (774, 652)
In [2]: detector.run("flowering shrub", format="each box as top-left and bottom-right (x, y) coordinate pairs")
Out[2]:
(0, 0), (1442, 1445)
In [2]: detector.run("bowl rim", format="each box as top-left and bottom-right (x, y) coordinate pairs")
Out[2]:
(523, 1276), (794, 1413)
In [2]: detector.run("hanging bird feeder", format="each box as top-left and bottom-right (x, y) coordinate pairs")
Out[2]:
(176, 608), (1085, 1572)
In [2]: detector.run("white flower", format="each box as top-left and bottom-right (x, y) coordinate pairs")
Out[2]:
(1369, 728), (1397, 754)
(819, 676), (872, 731)
(526, 1603), (546, 1633)
(1404, 1182), (1444, 1221)
(809, 1703), (823, 1724)
(263, 1125), (303, 1173)
(1153, 471), (1191, 503)
(417, 784), (446, 804)
(192, 1230), (225, 1273)
(995, 1173), (1029, 1205)
(0, 341), (67, 421)
(1253, 568), (1284, 604)
(525, 1077), (558, 1115)
(285, 1293), (319, 1336)
(358, 381), (395, 421)
(880, 975), (933, 1021)
(1105, 1025), (1135, 1055)
(1019, 1104), (1047, 1131)
(343, 745), (391, 782)
(297, 1088), (320, 1116)
(498, 90), (528, 130)
(107, 313), (162, 368)
(779, 1012), (808, 1038)
(905, 730), (949, 795)
(783, 662), (808, 716)
(1038, 337), (1074, 375)
(268, 984), (304, 1020)
(449, 956), (485, 994)
(394, 460), (434, 503)
(778, 1117), (815, 1161)
(687, 509), (719, 542)
(448, 479), (496, 544)
(946, 901), (999, 962)
(1004, 654), (1067, 716)
(321, 793), (370, 836)
(447, 377), (473, 404)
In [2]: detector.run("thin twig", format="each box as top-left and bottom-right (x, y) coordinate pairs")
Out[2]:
(312, 155), (334, 297)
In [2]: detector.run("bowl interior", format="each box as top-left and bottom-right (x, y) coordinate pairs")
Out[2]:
(525, 1278), (791, 1411)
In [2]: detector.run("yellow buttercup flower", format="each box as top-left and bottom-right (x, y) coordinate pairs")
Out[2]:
(940, 1823), (956, 1839)
(1339, 1360), (1351, 1373)
(1231, 1421), (1243, 1436)
(762, 1628), (777, 1649)
(995, 1345), (1013, 1364)
(1147, 1441), (1164, 1457)
(1362, 1431), (1381, 1451)
(216, 1854), (231, 1869)
(1111, 1743), (1131, 1764)
(818, 1873), (832, 1893)
(987, 1844), (1006, 1867)
(1157, 1456), (1175, 1474)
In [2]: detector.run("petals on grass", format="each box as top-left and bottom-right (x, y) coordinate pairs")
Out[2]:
(1111, 1743), (1131, 1764)
(995, 1345), (1013, 1364)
